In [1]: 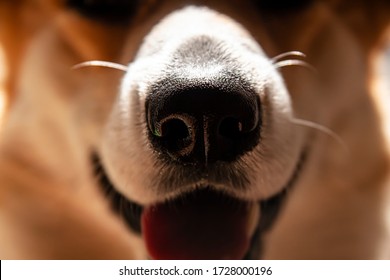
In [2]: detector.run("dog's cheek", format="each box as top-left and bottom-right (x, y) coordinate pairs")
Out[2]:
(99, 79), (159, 204)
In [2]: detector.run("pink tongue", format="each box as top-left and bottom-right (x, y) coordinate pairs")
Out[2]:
(141, 189), (253, 260)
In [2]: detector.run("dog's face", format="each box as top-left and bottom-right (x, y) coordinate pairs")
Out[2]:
(101, 4), (302, 203)
(2, 0), (390, 259)
(100, 4), (305, 259)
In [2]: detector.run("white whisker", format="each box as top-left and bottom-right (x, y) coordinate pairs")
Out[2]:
(271, 51), (306, 63)
(290, 118), (349, 153)
(72, 60), (128, 72)
(274, 59), (317, 73)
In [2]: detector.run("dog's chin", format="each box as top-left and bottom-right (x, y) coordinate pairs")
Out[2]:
(92, 153), (305, 260)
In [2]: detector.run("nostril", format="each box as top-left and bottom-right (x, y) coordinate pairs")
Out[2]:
(218, 117), (243, 139)
(215, 112), (260, 162)
(161, 118), (191, 143)
(160, 118), (191, 140)
(151, 117), (194, 157)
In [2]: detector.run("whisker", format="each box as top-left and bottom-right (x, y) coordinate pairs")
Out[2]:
(72, 60), (128, 72)
(274, 59), (317, 73)
(290, 118), (349, 153)
(271, 51), (306, 63)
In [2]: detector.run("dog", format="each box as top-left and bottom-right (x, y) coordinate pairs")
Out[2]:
(0, 0), (390, 259)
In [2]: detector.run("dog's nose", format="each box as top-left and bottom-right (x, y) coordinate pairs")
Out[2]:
(146, 82), (261, 164)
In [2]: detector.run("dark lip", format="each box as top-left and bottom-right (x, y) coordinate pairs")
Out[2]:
(91, 147), (308, 259)
(92, 154), (143, 234)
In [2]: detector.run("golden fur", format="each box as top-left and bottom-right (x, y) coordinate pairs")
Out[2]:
(0, 0), (390, 259)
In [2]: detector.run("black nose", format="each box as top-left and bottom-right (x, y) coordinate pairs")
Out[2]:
(146, 80), (261, 164)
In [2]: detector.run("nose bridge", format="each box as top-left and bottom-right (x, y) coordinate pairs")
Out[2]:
(174, 35), (225, 65)
(135, 6), (261, 60)
(174, 36), (242, 82)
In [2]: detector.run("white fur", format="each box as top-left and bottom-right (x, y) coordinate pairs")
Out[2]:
(101, 7), (303, 204)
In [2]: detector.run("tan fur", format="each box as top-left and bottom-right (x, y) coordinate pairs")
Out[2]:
(0, 0), (389, 259)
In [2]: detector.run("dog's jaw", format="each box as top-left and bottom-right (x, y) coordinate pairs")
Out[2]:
(93, 148), (308, 260)
(95, 6), (305, 260)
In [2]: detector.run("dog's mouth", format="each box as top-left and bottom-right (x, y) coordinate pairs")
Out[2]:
(141, 187), (259, 260)
(92, 150), (306, 259)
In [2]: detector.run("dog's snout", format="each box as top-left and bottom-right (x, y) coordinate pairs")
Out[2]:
(146, 82), (261, 164)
